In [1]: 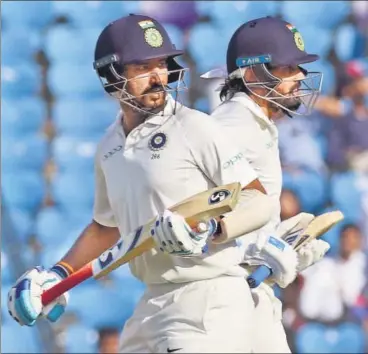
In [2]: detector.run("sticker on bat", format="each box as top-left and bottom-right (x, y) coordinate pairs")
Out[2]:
(98, 240), (123, 269)
(294, 234), (310, 249)
(283, 228), (304, 245)
(208, 189), (231, 205)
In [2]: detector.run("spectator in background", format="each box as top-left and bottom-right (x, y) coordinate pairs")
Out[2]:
(280, 189), (301, 221)
(299, 223), (367, 323)
(319, 61), (368, 172)
(98, 327), (120, 354)
(281, 276), (305, 353)
(277, 115), (327, 174)
(352, 1), (368, 34)
(140, 1), (199, 30)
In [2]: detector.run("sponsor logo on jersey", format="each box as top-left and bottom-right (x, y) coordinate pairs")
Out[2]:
(208, 189), (231, 205)
(223, 152), (244, 169)
(103, 145), (123, 160)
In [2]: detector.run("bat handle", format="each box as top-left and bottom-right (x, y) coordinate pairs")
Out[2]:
(41, 264), (93, 306)
(246, 265), (272, 288)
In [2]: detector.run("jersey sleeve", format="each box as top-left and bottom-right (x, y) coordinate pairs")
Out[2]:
(183, 112), (258, 188)
(93, 153), (117, 227)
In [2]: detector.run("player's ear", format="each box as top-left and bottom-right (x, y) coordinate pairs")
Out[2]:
(244, 67), (255, 83)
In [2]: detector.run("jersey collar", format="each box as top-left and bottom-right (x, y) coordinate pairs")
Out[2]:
(230, 92), (274, 127)
(117, 94), (178, 129)
(115, 95), (179, 137)
(144, 94), (179, 126)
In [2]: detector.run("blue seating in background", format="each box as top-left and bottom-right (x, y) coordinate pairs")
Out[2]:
(2, 30), (41, 65)
(2, 98), (45, 138)
(194, 97), (210, 114)
(194, 1), (213, 16)
(283, 170), (328, 213)
(335, 23), (366, 62)
(53, 98), (117, 138)
(281, 1), (350, 29)
(187, 24), (228, 73)
(45, 26), (101, 65)
(5, 209), (33, 243)
(1, 63), (41, 99)
(208, 1), (279, 29)
(335, 322), (365, 353)
(50, 172), (95, 211)
(51, 136), (98, 173)
(2, 172), (45, 213)
(68, 282), (141, 328)
(62, 324), (99, 353)
(36, 206), (92, 248)
(296, 322), (366, 353)
(35, 207), (68, 247)
(41, 233), (82, 268)
(2, 135), (48, 173)
(331, 172), (362, 222)
(163, 24), (185, 51)
(48, 63), (103, 99)
(1, 0), (53, 31)
(295, 323), (331, 353)
(1, 251), (16, 284)
(52, 1), (137, 28)
(1, 322), (42, 353)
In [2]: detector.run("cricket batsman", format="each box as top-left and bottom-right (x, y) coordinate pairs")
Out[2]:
(8, 14), (302, 353)
(201, 16), (331, 352)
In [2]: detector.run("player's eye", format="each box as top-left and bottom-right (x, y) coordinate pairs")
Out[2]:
(158, 61), (168, 69)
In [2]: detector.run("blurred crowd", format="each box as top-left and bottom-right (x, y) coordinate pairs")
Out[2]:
(1, 1), (367, 353)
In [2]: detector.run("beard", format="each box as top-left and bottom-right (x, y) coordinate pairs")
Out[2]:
(278, 95), (302, 112)
(268, 88), (302, 114)
(122, 83), (168, 114)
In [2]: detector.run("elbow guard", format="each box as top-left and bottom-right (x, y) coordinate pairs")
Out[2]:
(212, 189), (273, 244)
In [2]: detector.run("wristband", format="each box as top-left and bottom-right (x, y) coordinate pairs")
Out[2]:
(50, 261), (74, 279)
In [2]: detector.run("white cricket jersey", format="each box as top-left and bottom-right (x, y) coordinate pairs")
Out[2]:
(93, 95), (258, 284)
(211, 92), (283, 241)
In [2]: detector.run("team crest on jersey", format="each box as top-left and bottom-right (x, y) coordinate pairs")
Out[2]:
(148, 132), (168, 151)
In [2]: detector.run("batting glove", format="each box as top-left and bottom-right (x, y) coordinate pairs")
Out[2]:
(297, 239), (330, 273)
(7, 266), (69, 326)
(244, 233), (299, 288)
(151, 209), (217, 257)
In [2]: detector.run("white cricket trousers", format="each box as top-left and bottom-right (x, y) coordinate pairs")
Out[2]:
(251, 284), (291, 353)
(119, 275), (255, 353)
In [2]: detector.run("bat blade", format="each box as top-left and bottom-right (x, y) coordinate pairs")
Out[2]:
(41, 182), (241, 306)
(93, 182), (241, 279)
(247, 210), (344, 288)
(293, 210), (344, 251)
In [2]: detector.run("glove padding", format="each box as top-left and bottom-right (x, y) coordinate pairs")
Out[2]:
(297, 239), (330, 272)
(244, 233), (299, 288)
(151, 209), (217, 257)
(7, 266), (68, 326)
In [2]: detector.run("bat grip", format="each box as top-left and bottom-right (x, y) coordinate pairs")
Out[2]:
(41, 264), (93, 306)
(246, 265), (272, 288)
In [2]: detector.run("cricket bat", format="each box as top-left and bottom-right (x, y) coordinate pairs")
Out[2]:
(42, 182), (242, 306)
(246, 210), (344, 288)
